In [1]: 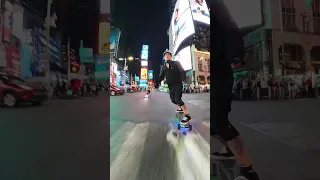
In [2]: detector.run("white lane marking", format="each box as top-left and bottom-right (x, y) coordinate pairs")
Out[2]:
(203, 121), (210, 128)
(110, 122), (150, 180)
(167, 130), (210, 180)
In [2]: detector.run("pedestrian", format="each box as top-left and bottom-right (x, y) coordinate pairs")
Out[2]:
(279, 78), (286, 100)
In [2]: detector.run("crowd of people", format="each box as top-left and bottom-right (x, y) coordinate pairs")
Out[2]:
(233, 75), (316, 100)
(182, 84), (210, 93)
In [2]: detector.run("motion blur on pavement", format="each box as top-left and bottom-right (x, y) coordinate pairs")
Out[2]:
(110, 91), (210, 180)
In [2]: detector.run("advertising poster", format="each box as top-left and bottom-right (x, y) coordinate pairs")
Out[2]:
(70, 60), (80, 73)
(98, 22), (110, 55)
(190, 0), (210, 24)
(12, 3), (24, 39)
(171, 0), (195, 55)
(32, 28), (45, 77)
(174, 46), (192, 70)
(20, 43), (33, 78)
(95, 55), (109, 71)
(140, 68), (148, 79)
(148, 70), (153, 79)
(141, 60), (148, 67)
(79, 48), (94, 63)
(3, 1), (13, 43)
(22, 29), (33, 45)
(141, 44), (149, 60)
(110, 28), (121, 57)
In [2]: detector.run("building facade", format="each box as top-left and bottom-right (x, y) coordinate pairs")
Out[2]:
(237, 0), (320, 78)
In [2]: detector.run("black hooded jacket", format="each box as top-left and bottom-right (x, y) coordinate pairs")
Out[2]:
(210, 0), (245, 76)
(158, 60), (186, 87)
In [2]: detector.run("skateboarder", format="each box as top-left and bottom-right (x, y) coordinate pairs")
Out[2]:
(210, 0), (260, 180)
(155, 49), (191, 125)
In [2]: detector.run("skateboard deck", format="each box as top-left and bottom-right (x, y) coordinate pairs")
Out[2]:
(176, 112), (192, 131)
(144, 94), (151, 98)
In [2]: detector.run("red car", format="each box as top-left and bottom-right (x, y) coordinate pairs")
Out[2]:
(110, 85), (125, 96)
(0, 74), (48, 107)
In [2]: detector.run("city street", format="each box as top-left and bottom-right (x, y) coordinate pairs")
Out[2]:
(110, 91), (211, 180)
(214, 96), (320, 180)
(0, 94), (110, 180)
(111, 91), (320, 180)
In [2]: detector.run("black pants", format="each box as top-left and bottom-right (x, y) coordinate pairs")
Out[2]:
(211, 76), (239, 142)
(169, 84), (184, 106)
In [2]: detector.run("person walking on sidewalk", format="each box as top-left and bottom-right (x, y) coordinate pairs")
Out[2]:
(155, 49), (192, 125)
(210, 0), (260, 179)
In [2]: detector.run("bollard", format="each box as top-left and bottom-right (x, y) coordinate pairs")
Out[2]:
(257, 87), (260, 100)
(268, 86), (272, 99)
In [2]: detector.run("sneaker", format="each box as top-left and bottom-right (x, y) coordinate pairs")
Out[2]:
(175, 108), (183, 112)
(180, 115), (191, 125)
(211, 146), (235, 160)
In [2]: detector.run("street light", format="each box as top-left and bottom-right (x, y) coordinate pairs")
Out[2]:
(118, 56), (134, 84)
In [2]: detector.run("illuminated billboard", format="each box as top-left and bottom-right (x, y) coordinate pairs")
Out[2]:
(140, 68), (148, 80)
(110, 28), (121, 57)
(190, 0), (210, 24)
(141, 60), (148, 67)
(148, 70), (153, 79)
(171, 0), (195, 55)
(141, 45), (149, 60)
(174, 46), (192, 71)
(223, 0), (262, 28)
(98, 22), (110, 55)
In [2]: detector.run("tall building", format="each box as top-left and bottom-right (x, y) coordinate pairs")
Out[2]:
(237, 0), (320, 78)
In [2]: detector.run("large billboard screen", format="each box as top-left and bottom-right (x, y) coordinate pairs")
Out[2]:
(141, 60), (148, 67)
(110, 28), (121, 57)
(223, 0), (262, 28)
(98, 22), (110, 55)
(190, 0), (210, 24)
(174, 46), (192, 71)
(148, 70), (153, 80)
(140, 68), (147, 80)
(171, 0), (195, 55)
(141, 45), (149, 60)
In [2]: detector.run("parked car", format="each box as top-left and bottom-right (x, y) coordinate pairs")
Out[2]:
(0, 73), (48, 107)
(110, 85), (125, 96)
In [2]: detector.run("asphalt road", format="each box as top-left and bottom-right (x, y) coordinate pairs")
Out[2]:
(208, 96), (320, 180)
(110, 91), (211, 180)
(0, 94), (110, 180)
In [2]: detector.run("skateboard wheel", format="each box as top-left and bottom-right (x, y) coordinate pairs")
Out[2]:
(177, 124), (181, 130)
(189, 125), (192, 131)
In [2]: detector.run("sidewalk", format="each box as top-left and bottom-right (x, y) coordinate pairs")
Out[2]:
(183, 93), (320, 180)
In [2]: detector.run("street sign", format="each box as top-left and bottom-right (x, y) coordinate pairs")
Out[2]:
(306, 0), (312, 6)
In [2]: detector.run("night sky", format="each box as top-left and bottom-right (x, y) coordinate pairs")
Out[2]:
(112, 0), (170, 79)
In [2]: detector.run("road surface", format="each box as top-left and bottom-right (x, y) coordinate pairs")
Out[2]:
(0, 94), (110, 180)
(110, 91), (211, 180)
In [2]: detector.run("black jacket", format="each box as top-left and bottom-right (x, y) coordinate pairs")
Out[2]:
(158, 61), (186, 86)
(211, 0), (245, 76)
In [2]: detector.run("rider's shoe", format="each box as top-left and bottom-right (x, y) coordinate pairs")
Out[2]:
(211, 146), (235, 160)
(240, 166), (260, 180)
(180, 114), (191, 125)
(175, 108), (183, 112)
